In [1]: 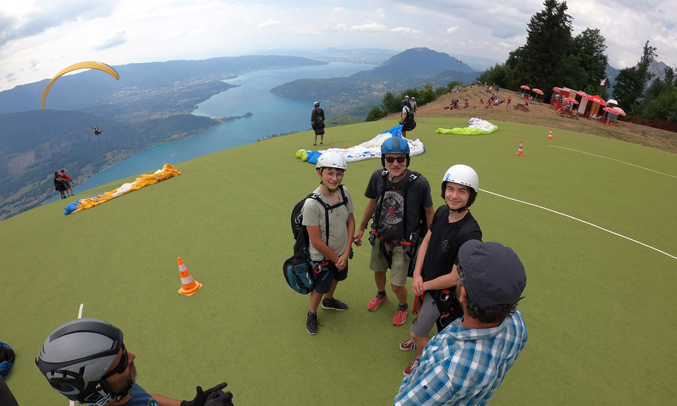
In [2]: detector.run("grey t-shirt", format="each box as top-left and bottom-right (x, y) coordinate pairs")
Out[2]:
(365, 169), (433, 241)
(302, 186), (355, 262)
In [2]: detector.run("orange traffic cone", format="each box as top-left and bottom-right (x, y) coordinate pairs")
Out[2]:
(516, 140), (525, 157)
(177, 257), (202, 296)
(548, 129), (553, 140)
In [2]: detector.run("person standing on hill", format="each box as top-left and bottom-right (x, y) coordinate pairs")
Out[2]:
(400, 164), (483, 377)
(60, 169), (74, 197)
(354, 136), (434, 328)
(410, 97), (417, 113)
(394, 240), (528, 406)
(303, 152), (356, 335)
(310, 101), (325, 146)
(54, 171), (68, 199)
(400, 100), (416, 139)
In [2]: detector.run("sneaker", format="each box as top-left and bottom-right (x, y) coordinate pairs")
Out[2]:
(403, 356), (420, 376)
(368, 294), (388, 311)
(393, 308), (409, 326)
(321, 297), (348, 311)
(306, 312), (318, 335)
(399, 339), (416, 351)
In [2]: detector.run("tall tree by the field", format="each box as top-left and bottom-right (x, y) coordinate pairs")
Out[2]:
(573, 28), (609, 96)
(506, 0), (574, 101)
(635, 66), (677, 122)
(613, 41), (658, 112)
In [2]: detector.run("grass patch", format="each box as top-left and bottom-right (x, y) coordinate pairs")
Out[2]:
(1, 117), (676, 405)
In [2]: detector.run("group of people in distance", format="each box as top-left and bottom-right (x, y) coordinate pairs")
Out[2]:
(300, 135), (529, 405)
(53, 169), (74, 199)
(447, 99), (469, 109)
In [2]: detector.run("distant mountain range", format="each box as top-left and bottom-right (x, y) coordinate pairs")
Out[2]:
(0, 56), (324, 121)
(271, 47), (479, 110)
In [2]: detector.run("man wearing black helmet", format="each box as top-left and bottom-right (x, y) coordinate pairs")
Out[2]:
(36, 318), (233, 406)
(355, 136), (434, 328)
(310, 101), (325, 146)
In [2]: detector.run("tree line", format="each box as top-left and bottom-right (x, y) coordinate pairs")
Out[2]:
(365, 81), (462, 122)
(476, 0), (676, 123)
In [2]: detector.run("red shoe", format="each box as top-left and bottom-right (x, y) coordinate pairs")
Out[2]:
(399, 339), (416, 351)
(368, 295), (388, 312)
(403, 356), (420, 376)
(393, 308), (409, 326)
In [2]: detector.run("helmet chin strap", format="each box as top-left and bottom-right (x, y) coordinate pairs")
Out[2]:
(320, 180), (339, 194)
(449, 206), (468, 214)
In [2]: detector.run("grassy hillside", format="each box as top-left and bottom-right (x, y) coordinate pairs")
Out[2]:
(1, 118), (676, 406)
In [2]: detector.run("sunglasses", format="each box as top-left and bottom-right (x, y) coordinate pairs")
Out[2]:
(385, 156), (406, 163)
(102, 344), (128, 380)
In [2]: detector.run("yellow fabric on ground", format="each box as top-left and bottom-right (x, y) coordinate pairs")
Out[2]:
(74, 164), (181, 213)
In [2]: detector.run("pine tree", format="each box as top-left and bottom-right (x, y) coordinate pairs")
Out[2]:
(507, 0), (574, 100)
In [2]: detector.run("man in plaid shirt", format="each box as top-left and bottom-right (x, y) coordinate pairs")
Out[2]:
(394, 240), (528, 406)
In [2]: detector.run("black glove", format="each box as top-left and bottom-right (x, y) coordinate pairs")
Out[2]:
(205, 390), (234, 406)
(181, 383), (228, 406)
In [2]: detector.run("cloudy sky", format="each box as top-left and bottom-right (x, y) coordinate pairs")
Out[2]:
(1, 0), (676, 91)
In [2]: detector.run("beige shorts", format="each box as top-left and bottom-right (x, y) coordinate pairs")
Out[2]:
(369, 236), (410, 287)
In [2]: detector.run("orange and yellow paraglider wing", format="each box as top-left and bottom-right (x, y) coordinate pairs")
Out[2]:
(41, 61), (120, 109)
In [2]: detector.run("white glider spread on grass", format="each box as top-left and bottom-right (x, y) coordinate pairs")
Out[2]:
(296, 124), (425, 164)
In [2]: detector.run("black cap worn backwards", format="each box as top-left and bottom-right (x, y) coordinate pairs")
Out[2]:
(458, 240), (526, 310)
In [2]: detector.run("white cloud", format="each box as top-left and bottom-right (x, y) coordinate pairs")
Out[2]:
(92, 30), (127, 51)
(334, 7), (343, 13)
(375, 8), (385, 19)
(390, 27), (422, 35)
(447, 26), (459, 34)
(350, 23), (386, 31)
(336, 23), (347, 30)
(258, 19), (280, 27)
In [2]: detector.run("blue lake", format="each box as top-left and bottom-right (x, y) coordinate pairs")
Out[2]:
(71, 62), (375, 195)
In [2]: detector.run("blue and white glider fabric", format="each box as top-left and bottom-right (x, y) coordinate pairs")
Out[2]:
(296, 124), (425, 165)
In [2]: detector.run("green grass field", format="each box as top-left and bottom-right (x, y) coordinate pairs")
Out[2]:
(1, 118), (676, 405)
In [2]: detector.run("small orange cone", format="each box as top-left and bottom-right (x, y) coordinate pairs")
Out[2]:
(177, 257), (202, 296)
(516, 140), (525, 157)
(548, 129), (553, 140)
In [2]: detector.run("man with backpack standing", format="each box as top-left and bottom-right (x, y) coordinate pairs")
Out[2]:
(311, 101), (325, 146)
(400, 100), (415, 138)
(354, 137), (434, 327)
(400, 164), (482, 376)
(302, 152), (355, 335)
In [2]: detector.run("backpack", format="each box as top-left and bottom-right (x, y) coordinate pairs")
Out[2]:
(314, 108), (325, 128)
(0, 341), (14, 379)
(370, 171), (427, 277)
(402, 107), (416, 131)
(283, 186), (348, 294)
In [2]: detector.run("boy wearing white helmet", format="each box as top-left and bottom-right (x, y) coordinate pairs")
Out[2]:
(400, 164), (483, 376)
(302, 151), (356, 334)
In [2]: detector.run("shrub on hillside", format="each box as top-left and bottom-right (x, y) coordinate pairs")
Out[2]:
(366, 107), (387, 122)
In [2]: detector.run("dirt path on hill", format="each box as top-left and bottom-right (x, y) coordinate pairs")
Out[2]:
(386, 86), (677, 154)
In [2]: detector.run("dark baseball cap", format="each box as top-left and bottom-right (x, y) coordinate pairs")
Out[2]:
(458, 240), (526, 309)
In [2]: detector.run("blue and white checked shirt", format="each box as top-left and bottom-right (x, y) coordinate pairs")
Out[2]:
(394, 310), (528, 406)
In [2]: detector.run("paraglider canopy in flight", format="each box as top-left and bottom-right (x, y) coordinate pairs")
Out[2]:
(41, 61), (120, 109)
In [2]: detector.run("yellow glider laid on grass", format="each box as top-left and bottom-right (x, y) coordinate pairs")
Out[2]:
(41, 61), (120, 109)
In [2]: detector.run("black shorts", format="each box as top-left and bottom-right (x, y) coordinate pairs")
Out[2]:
(312, 261), (348, 294)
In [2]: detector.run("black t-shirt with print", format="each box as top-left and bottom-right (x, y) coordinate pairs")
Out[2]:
(421, 205), (482, 282)
(365, 168), (433, 242)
